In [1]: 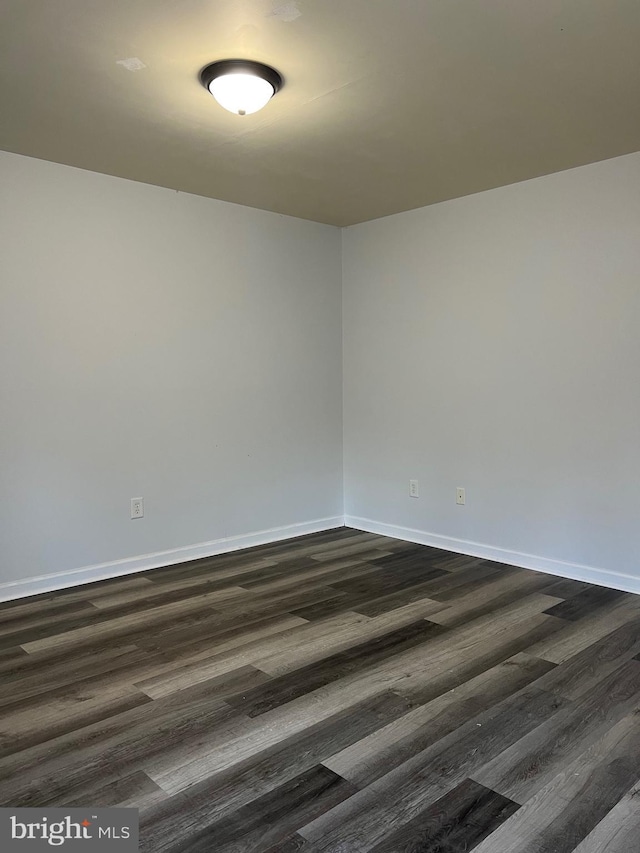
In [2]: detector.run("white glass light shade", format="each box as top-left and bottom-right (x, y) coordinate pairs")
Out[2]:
(208, 73), (275, 115)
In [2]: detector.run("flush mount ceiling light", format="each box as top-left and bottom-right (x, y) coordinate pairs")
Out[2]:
(200, 60), (283, 116)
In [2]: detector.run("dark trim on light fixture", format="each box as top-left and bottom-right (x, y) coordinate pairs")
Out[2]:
(199, 60), (284, 95)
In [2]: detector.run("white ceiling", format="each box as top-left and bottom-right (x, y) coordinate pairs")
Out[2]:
(1, 0), (639, 226)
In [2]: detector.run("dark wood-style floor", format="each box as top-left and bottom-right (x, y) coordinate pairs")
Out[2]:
(1, 528), (640, 852)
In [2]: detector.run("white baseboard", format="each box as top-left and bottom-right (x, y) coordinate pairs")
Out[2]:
(345, 515), (640, 596)
(0, 516), (345, 603)
(5, 513), (637, 603)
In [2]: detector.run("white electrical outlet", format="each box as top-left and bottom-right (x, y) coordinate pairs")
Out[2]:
(456, 487), (465, 505)
(131, 497), (144, 519)
(409, 479), (419, 498)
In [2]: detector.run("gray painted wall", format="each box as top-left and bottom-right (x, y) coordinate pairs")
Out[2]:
(2, 147), (639, 596)
(0, 151), (343, 587)
(343, 152), (640, 578)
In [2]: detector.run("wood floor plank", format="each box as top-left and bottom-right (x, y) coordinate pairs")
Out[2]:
(19, 587), (255, 653)
(470, 713), (640, 853)
(0, 679), (153, 759)
(0, 598), (96, 629)
(526, 596), (640, 664)
(394, 595), (564, 700)
(324, 652), (557, 788)
(245, 530), (380, 560)
(225, 533), (384, 569)
(0, 605), (126, 650)
(0, 526), (639, 853)
(311, 538), (414, 563)
(542, 585), (626, 621)
(0, 646), (28, 665)
(135, 612), (309, 661)
(138, 692), (412, 852)
(471, 657), (640, 803)
(208, 557), (323, 590)
(367, 778), (520, 853)
(254, 599), (445, 678)
(145, 535), (361, 583)
(298, 687), (565, 851)
(237, 558), (383, 594)
(162, 765), (356, 853)
(431, 554), (487, 572)
(225, 620), (445, 717)
(291, 598), (366, 621)
(61, 770), (166, 810)
(211, 585), (348, 619)
(136, 663), (273, 702)
(146, 597), (563, 796)
(135, 611), (372, 698)
(0, 643), (151, 707)
(533, 612), (640, 700)
(88, 573), (271, 610)
(36, 575), (155, 606)
(539, 578), (593, 599)
(570, 779), (640, 853)
(401, 616), (564, 709)
(330, 565), (448, 599)
(0, 676), (249, 808)
(283, 569), (445, 620)
(142, 531), (363, 587)
(349, 579), (455, 618)
(144, 558), (279, 587)
(427, 571), (559, 628)
(407, 559), (509, 603)
(262, 836), (306, 852)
